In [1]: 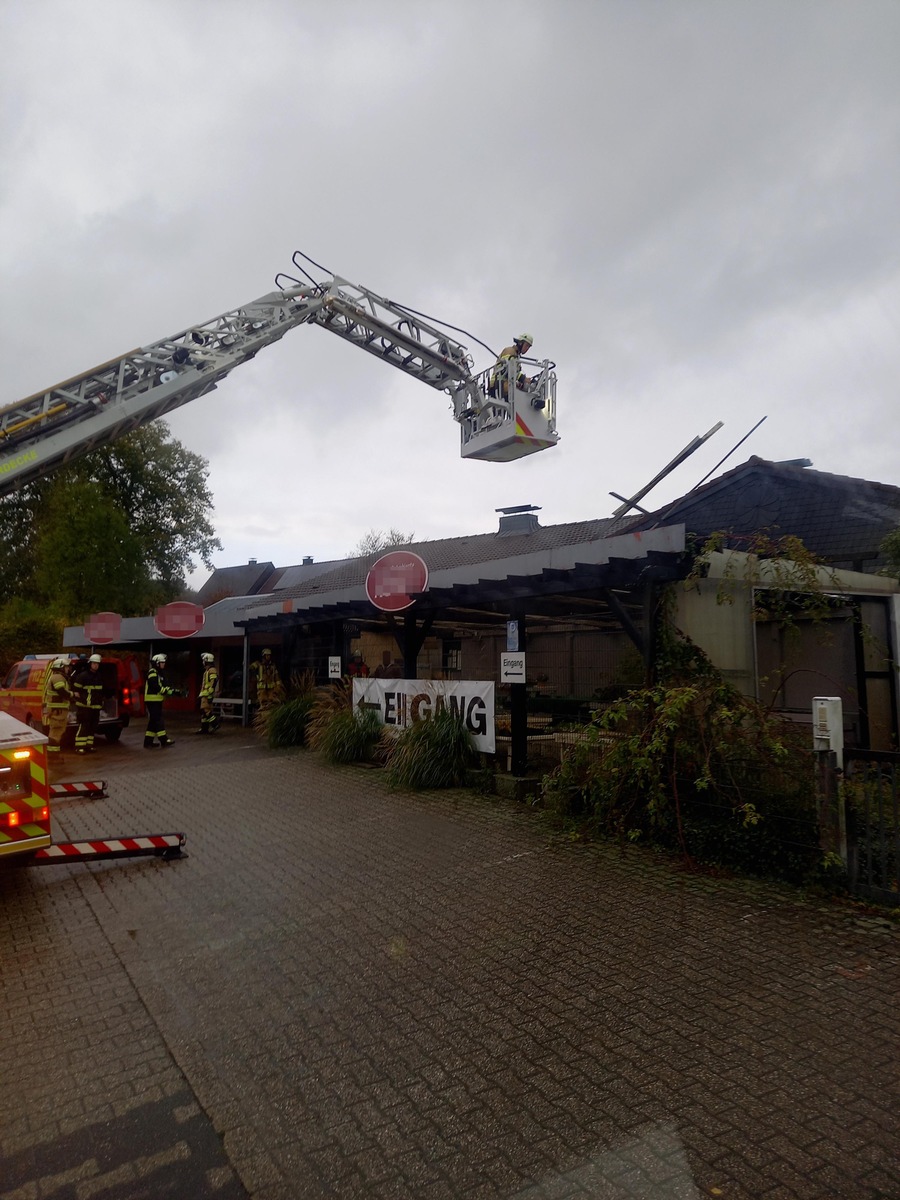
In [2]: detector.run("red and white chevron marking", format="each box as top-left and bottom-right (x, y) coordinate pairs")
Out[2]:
(50, 781), (108, 798)
(33, 833), (185, 862)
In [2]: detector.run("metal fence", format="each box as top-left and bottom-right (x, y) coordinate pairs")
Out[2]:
(844, 750), (900, 905)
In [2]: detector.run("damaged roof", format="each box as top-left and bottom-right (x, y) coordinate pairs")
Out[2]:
(619, 456), (900, 572)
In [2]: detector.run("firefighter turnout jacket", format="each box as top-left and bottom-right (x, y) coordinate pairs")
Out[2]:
(200, 665), (219, 701)
(145, 665), (176, 703)
(42, 665), (72, 716)
(71, 664), (105, 709)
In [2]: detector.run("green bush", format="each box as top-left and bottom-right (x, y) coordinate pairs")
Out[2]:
(317, 707), (383, 764)
(385, 708), (477, 790)
(253, 668), (318, 748)
(306, 680), (352, 749)
(540, 668), (820, 883)
(261, 696), (315, 748)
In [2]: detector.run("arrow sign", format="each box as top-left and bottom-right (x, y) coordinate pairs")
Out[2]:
(500, 652), (526, 683)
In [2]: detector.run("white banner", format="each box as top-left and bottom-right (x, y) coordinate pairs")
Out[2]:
(352, 678), (495, 753)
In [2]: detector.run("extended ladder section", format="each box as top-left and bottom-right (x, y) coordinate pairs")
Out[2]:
(0, 261), (559, 494)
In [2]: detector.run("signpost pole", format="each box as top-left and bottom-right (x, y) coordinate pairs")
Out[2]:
(509, 611), (528, 776)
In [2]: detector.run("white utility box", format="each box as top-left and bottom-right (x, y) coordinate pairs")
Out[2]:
(812, 696), (843, 769)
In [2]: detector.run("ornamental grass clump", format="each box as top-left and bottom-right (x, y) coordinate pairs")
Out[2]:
(306, 681), (383, 764)
(260, 696), (315, 748)
(253, 669), (317, 748)
(317, 707), (384, 764)
(385, 708), (477, 790)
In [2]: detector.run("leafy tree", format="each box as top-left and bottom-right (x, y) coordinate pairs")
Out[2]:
(880, 527), (900, 581)
(32, 476), (150, 616)
(0, 598), (66, 675)
(0, 422), (222, 618)
(0, 485), (44, 601)
(350, 527), (415, 558)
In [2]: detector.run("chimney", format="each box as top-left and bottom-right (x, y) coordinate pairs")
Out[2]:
(496, 504), (542, 536)
(303, 556), (314, 565)
(249, 557), (257, 565)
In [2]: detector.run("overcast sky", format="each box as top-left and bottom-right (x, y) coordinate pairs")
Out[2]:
(2, 0), (898, 585)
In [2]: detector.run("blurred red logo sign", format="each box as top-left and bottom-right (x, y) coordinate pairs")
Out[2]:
(154, 602), (205, 639)
(84, 612), (122, 645)
(365, 551), (429, 612)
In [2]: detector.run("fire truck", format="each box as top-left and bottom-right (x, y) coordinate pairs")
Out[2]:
(0, 252), (560, 862)
(0, 249), (559, 497)
(0, 712), (51, 859)
(0, 706), (186, 865)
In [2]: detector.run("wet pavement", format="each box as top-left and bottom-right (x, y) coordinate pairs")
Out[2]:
(1, 714), (898, 1199)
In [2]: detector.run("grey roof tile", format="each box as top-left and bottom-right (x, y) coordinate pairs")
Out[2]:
(239, 518), (617, 611)
(621, 457), (900, 568)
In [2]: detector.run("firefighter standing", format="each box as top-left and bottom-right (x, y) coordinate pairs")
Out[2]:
(251, 648), (283, 710)
(71, 653), (104, 754)
(144, 653), (176, 748)
(198, 652), (220, 734)
(42, 657), (72, 752)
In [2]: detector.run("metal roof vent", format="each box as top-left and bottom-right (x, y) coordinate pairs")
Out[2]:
(302, 556), (314, 565)
(496, 504), (542, 536)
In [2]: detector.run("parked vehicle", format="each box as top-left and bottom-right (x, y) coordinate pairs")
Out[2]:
(0, 654), (144, 743)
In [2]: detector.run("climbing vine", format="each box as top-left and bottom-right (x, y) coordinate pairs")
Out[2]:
(684, 530), (846, 626)
(539, 533), (848, 882)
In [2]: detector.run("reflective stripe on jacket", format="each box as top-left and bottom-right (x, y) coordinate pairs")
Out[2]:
(43, 670), (72, 710)
(72, 670), (104, 709)
(200, 667), (219, 700)
(145, 667), (175, 703)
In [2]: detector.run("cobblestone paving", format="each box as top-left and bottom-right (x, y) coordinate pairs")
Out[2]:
(2, 719), (899, 1199)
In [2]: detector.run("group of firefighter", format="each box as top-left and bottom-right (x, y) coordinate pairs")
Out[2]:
(42, 648), (282, 754)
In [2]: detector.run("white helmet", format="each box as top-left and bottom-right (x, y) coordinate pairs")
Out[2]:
(88, 654), (102, 664)
(152, 654), (167, 665)
(52, 657), (68, 669)
(201, 652), (214, 664)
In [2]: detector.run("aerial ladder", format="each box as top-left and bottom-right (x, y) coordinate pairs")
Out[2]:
(0, 251), (559, 496)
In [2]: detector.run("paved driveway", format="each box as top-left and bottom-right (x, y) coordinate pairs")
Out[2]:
(1, 717), (898, 1199)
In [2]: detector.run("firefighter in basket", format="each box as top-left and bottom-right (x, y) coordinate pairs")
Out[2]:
(488, 333), (535, 399)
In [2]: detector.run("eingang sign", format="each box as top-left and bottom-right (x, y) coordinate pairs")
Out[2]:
(352, 679), (495, 752)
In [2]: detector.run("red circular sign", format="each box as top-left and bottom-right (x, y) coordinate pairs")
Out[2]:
(154, 601), (205, 639)
(365, 551), (429, 612)
(84, 612), (122, 645)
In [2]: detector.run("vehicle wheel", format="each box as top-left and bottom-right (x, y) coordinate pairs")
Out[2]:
(26, 715), (45, 734)
(104, 727), (123, 743)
